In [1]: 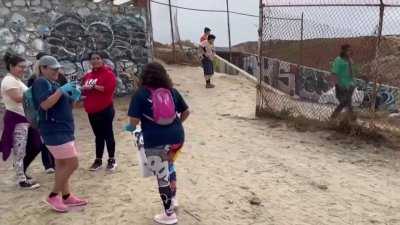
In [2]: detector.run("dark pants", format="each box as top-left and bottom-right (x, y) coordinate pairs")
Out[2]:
(41, 143), (55, 170)
(23, 128), (42, 174)
(331, 84), (355, 119)
(202, 58), (214, 77)
(88, 104), (116, 159)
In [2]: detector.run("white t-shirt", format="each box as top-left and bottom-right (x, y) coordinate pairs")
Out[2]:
(1, 73), (28, 116)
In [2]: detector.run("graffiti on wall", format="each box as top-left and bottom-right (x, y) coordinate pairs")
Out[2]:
(47, 12), (149, 81)
(0, 0), (151, 82)
(260, 57), (398, 111)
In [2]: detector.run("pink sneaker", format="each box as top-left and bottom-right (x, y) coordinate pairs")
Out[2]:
(44, 196), (69, 212)
(154, 212), (178, 224)
(62, 195), (88, 206)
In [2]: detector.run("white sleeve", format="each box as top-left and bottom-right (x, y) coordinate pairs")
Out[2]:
(1, 76), (20, 91)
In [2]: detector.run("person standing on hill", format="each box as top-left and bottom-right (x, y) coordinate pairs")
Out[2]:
(81, 52), (117, 171)
(200, 27), (211, 43)
(330, 44), (356, 119)
(200, 34), (216, 88)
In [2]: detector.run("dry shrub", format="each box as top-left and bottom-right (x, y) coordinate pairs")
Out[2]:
(256, 106), (399, 149)
(154, 48), (200, 67)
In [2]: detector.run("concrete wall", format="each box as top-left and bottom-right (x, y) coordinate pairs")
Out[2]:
(0, 0), (152, 81)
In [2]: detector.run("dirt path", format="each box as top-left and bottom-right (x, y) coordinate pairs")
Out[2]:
(1, 64), (400, 225)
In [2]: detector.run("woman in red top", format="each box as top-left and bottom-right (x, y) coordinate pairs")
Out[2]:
(81, 52), (117, 171)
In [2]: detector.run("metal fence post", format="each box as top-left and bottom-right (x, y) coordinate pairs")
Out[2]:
(300, 12), (304, 66)
(370, 0), (385, 130)
(256, 0), (264, 114)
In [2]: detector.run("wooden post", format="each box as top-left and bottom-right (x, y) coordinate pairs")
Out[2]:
(168, 0), (176, 63)
(226, 0), (232, 62)
(145, 0), (154, 60)
(370, 0), (385, 130)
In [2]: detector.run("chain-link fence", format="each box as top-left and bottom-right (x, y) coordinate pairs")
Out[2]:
(256, 0), (400, 133)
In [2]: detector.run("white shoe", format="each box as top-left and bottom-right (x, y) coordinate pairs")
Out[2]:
(154, 212), (178, 225)
(172, 197), (179, 209)
(45, 168), (55, 174)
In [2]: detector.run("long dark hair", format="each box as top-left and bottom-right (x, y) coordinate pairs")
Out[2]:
(140, 62), (173, 90)
(3, 52), (25, 71)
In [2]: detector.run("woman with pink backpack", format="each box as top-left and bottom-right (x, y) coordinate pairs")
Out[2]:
(125, 62), (190, 225)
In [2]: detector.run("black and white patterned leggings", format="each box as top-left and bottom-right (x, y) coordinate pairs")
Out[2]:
(145, 146), (175, 215)
(13, 123), (29, 182)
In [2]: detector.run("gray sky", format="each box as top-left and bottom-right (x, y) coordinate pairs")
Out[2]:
(151, 0), (259, 47)
(151, 0), (400, 47)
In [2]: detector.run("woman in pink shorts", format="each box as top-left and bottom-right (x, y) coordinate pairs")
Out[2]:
(31, 56), (87, 212)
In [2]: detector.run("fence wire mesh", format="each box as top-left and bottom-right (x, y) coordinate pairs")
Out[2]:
(257, 0), (400, 133)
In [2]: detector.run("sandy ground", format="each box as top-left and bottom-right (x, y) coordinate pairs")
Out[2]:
(1, 64), (400, 225)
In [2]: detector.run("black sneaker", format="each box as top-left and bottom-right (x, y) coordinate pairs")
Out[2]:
(107, 159), (117, 171)
(19, 180), (40, 189)
(89, 159), (103, 171)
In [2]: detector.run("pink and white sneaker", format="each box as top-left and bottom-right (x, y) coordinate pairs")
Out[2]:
(44, 196), (69, 212)
(62, 195), (88, 206)
(154, 212), (178, 224)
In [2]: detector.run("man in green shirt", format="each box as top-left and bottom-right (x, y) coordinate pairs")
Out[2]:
(331, 44), (356, 119)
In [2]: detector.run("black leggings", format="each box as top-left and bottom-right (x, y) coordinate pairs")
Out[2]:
(88, 104), (116, 159)
(23, 127), (42, 174)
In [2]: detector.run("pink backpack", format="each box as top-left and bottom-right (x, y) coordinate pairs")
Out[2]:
(144, 87), (177, 125)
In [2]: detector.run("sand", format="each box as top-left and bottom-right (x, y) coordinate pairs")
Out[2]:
(1, 64), (400, 225)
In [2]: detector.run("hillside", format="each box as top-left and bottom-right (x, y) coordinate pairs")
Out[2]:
(234, 36), (400, 87)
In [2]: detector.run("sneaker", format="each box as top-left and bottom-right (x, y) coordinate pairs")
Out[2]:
(106, 158), (117, 171)
(19, 180), (40, 189)
(206, 83), (215, 89)
(44, 196), (69, 212)
(172, 197), (179, 209)
(89, 159), (102, 171)
(45, 168), (55, 174)
(63, 195), (88, 206)
(154, 212), (178, 225)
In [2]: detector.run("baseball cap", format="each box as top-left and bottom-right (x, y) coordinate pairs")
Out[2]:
(38, 56), (62, 69)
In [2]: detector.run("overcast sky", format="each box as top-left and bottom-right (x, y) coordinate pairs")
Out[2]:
(150, 0), (400, 47)
(151, 0), (259, 46)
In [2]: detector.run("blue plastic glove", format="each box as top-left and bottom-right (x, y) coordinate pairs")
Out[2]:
(70, 88), (81, 101)
(124, 124), (136, 132)
(60, 81), (78, 95)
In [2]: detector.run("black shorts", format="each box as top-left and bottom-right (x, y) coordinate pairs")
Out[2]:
(202, 58), (214, 76)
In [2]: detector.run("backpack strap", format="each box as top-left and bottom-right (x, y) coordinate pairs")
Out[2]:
(32, 77), (53, 121)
